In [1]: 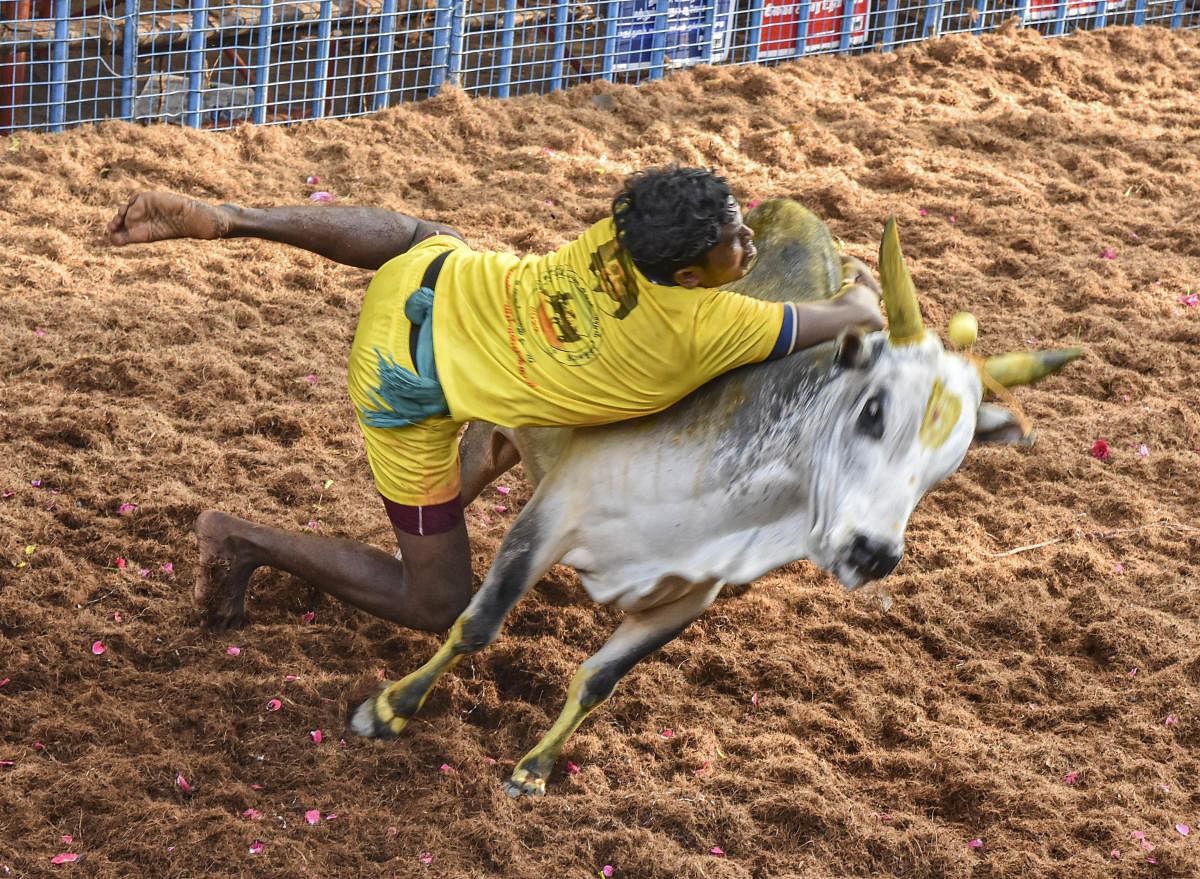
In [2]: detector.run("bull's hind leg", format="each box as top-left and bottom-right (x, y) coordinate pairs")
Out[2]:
(503, 578), (725, 798)
(350, 510), (556, 739)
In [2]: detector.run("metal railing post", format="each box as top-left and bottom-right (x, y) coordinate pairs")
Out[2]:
(184, 0), (208, 128)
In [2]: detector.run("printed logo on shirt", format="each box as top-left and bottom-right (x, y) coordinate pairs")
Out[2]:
(589, 238), (641, 319)
(512, 265), (602, 366)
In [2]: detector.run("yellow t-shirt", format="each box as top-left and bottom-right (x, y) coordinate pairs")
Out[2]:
(427, 218), (784, 427)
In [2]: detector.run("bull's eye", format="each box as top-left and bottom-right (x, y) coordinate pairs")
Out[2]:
(857, 392), (886, 439)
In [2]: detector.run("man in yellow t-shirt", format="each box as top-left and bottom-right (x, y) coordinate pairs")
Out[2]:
(108, 166), (882, 634)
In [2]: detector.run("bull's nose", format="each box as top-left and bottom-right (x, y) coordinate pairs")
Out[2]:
(847, 535), (902, 582)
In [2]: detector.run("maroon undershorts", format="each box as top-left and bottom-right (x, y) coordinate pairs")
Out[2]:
(380, 493), (463, 536)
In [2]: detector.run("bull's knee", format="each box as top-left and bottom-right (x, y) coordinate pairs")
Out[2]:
(576, 664), (622, 711)
(457, 613), (503, 654)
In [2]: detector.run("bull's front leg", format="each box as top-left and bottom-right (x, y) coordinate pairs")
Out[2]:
(504, 579), (724, 797)
(350, 513), (551, 739)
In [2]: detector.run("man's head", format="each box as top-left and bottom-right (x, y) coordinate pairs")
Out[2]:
(612, 165), (756, 289)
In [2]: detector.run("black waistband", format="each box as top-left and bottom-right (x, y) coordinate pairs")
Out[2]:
(409, 249), (451, 367)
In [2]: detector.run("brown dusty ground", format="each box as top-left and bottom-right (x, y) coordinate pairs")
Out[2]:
(2, 21), (1199, 879)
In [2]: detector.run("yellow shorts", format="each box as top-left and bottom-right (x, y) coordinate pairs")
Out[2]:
(348, 235), (469, 507)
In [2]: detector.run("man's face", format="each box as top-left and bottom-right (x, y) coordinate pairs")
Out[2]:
(677, 199), (757, 289)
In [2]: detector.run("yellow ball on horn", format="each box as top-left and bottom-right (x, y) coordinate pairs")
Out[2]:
(948, 311), (978, 349)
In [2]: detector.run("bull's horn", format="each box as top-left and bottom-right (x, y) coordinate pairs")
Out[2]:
(878, 216), (925, 346)
(981, 348), (1083, 388)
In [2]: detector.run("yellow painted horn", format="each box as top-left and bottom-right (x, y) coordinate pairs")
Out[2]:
(981, 348), (1083, 388)
(879, 216), (925, 346)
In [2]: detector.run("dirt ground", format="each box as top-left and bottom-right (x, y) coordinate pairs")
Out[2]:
(2, 21), (1199, 879)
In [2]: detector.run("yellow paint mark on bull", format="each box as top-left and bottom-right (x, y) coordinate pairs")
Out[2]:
(919, 379), (961, 451)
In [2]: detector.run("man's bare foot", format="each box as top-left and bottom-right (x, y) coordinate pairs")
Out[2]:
(108, 191), (232, 246)
(195, 510), (259, 630)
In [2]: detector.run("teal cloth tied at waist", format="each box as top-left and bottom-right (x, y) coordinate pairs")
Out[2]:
(359, 283), (450, 428)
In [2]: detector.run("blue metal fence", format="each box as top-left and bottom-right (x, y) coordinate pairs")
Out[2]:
(1, 0), (1197, 134)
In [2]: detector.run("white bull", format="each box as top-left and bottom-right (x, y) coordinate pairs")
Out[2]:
(351, 199), (1080, 796)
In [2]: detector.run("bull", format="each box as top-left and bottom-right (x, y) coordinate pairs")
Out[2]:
(350, 199), (1080, 796)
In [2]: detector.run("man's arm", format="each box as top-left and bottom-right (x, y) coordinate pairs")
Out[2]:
(107, 191), (463, 270)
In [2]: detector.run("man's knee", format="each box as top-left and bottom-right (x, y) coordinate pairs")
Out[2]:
(392, 521), (474, 631)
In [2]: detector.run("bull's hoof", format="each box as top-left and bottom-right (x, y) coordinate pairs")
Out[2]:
(501, 769), (547, 798)
(348, 688), (406, 739)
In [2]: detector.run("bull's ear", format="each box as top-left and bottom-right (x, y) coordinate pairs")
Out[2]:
(834, 328), (871, 370)
(974, 402), (1034, 445)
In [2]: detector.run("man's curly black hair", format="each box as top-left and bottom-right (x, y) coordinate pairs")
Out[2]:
(611, 165), (735, 285)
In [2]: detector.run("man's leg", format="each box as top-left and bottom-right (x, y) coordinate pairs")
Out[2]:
(195, 510), (473, 633)
(108, 191), (462, 270)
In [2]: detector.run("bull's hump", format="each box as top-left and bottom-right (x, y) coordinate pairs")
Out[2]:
(737, 200), (843, 304)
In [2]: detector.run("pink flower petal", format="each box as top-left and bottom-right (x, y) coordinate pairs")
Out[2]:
(1110, 850), (1121, 858)
(113, 612), (123, 623)
(176, 774), (194, 793)
(310, 729), (323, 743)
(50, 854), (80, 864)
(440, 763), (456, 774)
(1177, 824), (1190, 836)
(0, 678), (8, 687)
(91, 641), (105, 655)
(116, 557), (126, 569)
(227, 646), (241, 656)
(693, 761), (712, 774)
(1179, 293), (1199, 307)
(420, 852), (434, 865)
(1063, 771), (1079, 784)
(567, 761), (580, 774)
(161, 562), (174, 574)
(117, 503), (138, 515)
(302, 611), (316, 623)
(602, 867), (614, 878)
(249, 841), (263, 854)
(1090, 439), (1110, 461)
(305, 809), (321, 825)
(918, 208), (928, 216)
(494, 505), (507, 513)
(61, 835), (72, 844)
(1137, 444), (1149, 457)
(34, 328), (45, 338)
(308, 191), (335, 203)
(660, 729), (674, 739)
(968, 839), (983, 849)
(243, 808), (263, 820)
(709, 846), (725, 857)
(306, 175), (320, 184)
(751, 692), (758, 707)
(1100, 247), (1117, 259)
(1165, 715), (1176, 725)
(496, 486), (510, 495)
